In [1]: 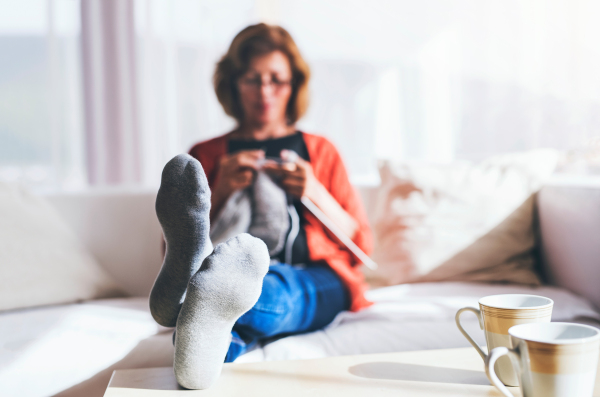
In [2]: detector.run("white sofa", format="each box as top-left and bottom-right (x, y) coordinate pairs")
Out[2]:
(1, 181), (599, 397)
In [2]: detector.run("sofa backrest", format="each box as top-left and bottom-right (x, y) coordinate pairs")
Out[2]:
(45, 189), (163, 297)
(43, 187), (380, 298)
(44, 182), (600, 310)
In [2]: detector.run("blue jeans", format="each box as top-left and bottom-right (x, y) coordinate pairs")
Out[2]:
(225, 263), (349, 362)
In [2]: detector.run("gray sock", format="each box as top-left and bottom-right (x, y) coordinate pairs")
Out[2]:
(174, 233), (269, 390)
(149, 154), (213, 328)
(248, 171), (289, 256)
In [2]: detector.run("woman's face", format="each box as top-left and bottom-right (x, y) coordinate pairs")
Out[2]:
(237, 50), (293, 127)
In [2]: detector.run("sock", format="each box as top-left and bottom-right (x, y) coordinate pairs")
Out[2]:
(248, 171), (289, 256)
(149, 154), (213, 328)
(174, 233), (270, 389)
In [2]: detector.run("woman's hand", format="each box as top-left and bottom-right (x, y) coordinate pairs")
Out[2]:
(264, 149), (360, 242)
(211, 150), (264, 218)
(215, 150), (264, 193)
(264, 149), (321, 200)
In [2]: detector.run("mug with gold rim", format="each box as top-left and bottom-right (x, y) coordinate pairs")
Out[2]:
(455, 294), (554, 386)
(486, 322), (600, 397)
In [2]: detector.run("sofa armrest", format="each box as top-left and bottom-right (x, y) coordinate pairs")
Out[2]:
(538, 178), (600, 311)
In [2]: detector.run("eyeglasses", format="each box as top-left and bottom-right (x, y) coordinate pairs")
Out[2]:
(238, 76), (292, 91)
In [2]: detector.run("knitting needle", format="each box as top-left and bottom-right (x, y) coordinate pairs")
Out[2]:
(280, 149), (378, 270)
(300, 196), (378, 271)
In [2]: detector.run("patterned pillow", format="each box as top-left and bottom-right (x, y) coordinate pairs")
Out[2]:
(364, 150), (559, 287)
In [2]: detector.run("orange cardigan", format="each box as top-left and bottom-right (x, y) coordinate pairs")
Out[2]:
(189, 132), (373, 311)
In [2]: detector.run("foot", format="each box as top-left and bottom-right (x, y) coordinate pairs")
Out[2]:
(174, 233), (270, 389)
(149, 154), (213, 327)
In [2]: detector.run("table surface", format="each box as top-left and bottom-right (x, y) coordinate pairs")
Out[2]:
(104, 347), (600, 397)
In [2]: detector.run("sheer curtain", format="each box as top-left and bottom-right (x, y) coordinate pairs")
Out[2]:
(0, 0), (85, 191)
(80, 0), (141, 185)
(130, 0), (600, 187)
(286, 0), (600, 180)
(132, 0), (257, 186)
(2, 0), (600, 190)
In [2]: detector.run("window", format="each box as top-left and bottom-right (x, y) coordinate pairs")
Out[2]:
(2, 0), (600, 191)
(0, 0), (85, 191)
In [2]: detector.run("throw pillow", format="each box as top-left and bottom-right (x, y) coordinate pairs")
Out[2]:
(364, 150), (559, 287)
(0, 183), (123, 311)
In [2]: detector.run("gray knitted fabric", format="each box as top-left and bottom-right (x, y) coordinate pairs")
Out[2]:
(149, 154), (214, 327)
(174, 233), (269, 389)
(209, 189), (251, 247)
(210, 171), (289, 256)
(248, 171), (289, 255)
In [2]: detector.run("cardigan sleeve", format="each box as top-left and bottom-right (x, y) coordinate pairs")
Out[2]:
(188, 135), (228, 189)
(313, 137), (374, 259)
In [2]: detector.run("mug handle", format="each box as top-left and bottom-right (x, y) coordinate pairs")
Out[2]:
(455, 307), (487, 360)
(485, 347), (521, 397)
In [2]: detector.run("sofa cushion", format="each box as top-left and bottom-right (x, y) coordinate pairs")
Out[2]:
(0, 297), (168, 397)
(364, 150), (558, 287)
(240, 282), (600, 362)
(2, 286), (595, 397)
(0, 183), (122, 312)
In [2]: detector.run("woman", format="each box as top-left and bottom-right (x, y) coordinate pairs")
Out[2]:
(150, 23), (373, 390)
(190, 23), (373, 358)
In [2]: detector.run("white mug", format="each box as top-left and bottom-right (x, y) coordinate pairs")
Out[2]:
(456, 294), (553, 386)
(486, 322), (600, 397)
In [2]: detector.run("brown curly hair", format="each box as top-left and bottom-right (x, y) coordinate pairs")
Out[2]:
(214, 23), (310, 125)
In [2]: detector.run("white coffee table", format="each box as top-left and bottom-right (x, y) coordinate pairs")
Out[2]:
(104, 347), (600, 396)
